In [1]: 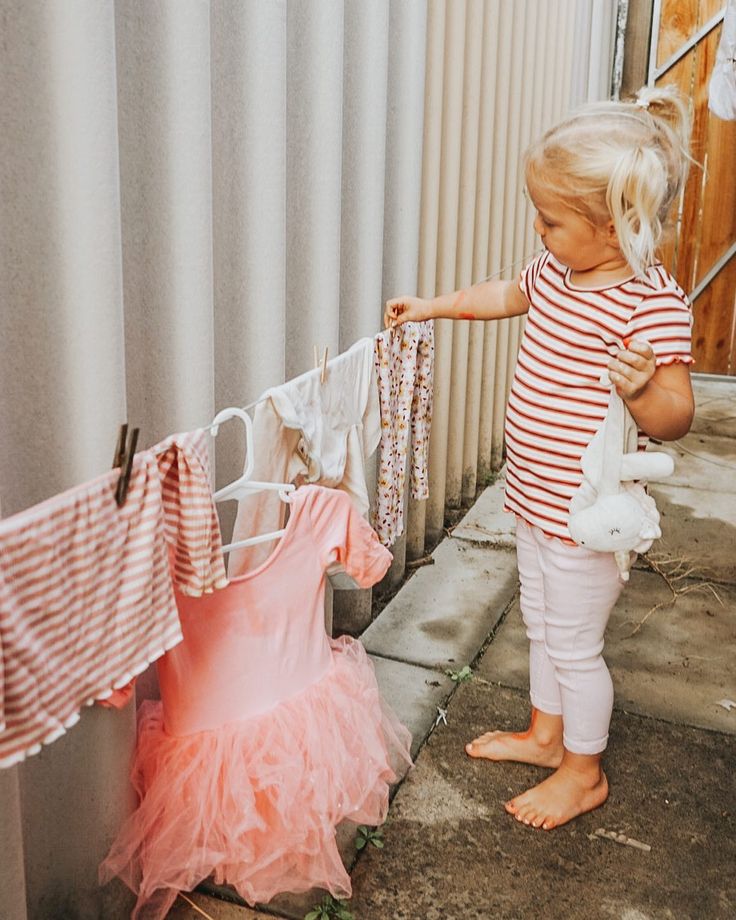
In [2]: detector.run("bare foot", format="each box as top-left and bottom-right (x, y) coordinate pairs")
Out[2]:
(504, 754), (608, 830)
(465, 708), (564, 768)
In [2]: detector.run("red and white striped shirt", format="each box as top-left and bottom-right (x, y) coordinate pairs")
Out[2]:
(154, 430), (228, 597)
(0, 429), (226, 768)
(504, 251), (693, 542)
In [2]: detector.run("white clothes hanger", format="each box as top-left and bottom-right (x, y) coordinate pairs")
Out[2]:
(210, 407), (255, 493)
(209, 406), (295, 553)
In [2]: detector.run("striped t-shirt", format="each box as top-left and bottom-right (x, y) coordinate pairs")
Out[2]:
(0, 429), (227, 768)
(504, 250), (693, 542)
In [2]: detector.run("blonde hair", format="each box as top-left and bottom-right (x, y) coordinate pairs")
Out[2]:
(524, 85), (693, 277)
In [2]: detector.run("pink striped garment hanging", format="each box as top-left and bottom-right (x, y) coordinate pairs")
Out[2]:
(153, 429), (228, 597)
(0, 430), (226, 768)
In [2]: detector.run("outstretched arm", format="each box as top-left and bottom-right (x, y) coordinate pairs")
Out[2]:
(384, 276), (530, 328)
(609, 340), (694, 441)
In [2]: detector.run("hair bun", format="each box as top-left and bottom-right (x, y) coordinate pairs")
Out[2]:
(632, 85), (691, 152)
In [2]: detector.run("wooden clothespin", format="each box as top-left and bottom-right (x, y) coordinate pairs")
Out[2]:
(112, 423), (140, 506)
(313, 345), (328, 384)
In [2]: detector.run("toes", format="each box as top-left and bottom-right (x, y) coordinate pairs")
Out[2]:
(505, 792), (547, 829)
(510, 800), (535, 825)
(517, 809), (550, 830)
(468, 731), (497, 747)
(505, 791), (528, 813)
(466, 731), (502, 757)
(518, 807), (535, 826)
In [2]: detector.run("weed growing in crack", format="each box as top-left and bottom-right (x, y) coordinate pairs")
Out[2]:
(446, 664), (473, 683)
(304, 894), (354, 920)
(355, 824), (384, 851)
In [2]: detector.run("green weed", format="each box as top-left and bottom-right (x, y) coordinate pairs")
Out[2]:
(446, 664), (473, 683)
(355, 824), (384, 850)
(304, 894), (354, 920)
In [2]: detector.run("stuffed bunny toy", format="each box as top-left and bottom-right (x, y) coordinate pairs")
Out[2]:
(568, 375), (675, 581)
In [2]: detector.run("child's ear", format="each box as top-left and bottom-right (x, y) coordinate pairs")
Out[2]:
(605, 220), (620, 248)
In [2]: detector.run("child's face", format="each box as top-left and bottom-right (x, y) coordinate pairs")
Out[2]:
(529, 189), (619, 272)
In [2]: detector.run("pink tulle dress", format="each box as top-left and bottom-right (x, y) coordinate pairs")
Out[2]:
(99, 485), (412, 919)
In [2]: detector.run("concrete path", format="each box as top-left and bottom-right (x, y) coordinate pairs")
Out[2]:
(169, 376), (736, 920)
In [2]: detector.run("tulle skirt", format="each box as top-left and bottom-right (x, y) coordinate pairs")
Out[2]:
(99, 636), (412, 919)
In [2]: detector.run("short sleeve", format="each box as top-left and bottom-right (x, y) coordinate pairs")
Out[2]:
(154, 430), (228, 596)
(626, 285), (694, 367)
(306, 486), (392, 588)
(519, 251), (548, 301)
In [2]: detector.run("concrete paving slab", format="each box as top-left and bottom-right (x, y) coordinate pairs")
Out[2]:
(369, 655), (455, 759)
(362, 539), (518, 671)
(477, 571), (736, 735)
(449, 468), (516, 549)
(348, 682), (736, 920)
(473, 603), (526, 692)
(690, 376), (736, 439)
(659, 432), (736, 492)
(166, 890), (269, 918)
(649, 483), (736, 583)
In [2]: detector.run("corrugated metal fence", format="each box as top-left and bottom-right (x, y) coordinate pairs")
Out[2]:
(400, 0), (618, 567)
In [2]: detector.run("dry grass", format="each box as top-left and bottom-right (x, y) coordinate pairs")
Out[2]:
(626, 551), (724, 638)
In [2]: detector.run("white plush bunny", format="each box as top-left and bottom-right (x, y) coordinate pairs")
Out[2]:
(568, 376), (675, 581)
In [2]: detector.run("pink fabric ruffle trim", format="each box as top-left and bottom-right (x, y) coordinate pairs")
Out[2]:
(99, 636), (412, 919)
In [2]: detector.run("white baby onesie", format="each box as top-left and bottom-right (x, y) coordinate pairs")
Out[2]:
(227, 338), (380, 577)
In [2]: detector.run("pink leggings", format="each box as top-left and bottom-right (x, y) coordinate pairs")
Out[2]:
(515, 519), (625, 755)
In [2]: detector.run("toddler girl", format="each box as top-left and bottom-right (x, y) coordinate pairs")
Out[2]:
(384, 86), (695, 831)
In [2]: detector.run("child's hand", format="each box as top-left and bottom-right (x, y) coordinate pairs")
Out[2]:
(608, 338), (656, 400)
(384, 295), (431, 329)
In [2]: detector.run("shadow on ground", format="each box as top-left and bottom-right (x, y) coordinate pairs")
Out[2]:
(348, 682), (736, 920)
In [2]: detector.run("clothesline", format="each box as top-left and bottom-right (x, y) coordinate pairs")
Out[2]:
(209, 247), (543, 428)
(99, 249), (536, 907)
(0, 247), (533, 774)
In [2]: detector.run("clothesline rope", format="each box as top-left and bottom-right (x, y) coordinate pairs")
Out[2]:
(228, 247), (543, 420)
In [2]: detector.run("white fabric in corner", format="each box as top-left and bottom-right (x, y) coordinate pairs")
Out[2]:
(227, 338), (380, 577)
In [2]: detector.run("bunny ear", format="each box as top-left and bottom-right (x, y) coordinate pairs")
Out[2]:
(641, 519), (662, 541)
(614, 550), (632, 581)
(622, 399), (639, 456)
(597, 387), (626, 495)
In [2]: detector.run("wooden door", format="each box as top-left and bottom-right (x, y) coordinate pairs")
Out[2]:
(650, 1), (736, 375)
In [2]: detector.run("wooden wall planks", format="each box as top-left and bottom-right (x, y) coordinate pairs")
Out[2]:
(654, 0), (736, 373)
